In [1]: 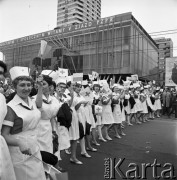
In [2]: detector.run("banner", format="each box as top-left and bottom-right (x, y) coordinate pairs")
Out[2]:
(73, 73), (83, 82)
(58, 68), (68, 77)
(165, 57), (177, 86)
(131, 74), (138, 82)
(38, 40), (52, 59)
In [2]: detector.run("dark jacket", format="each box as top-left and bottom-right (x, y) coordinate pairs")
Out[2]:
(57, 103), (72, 130)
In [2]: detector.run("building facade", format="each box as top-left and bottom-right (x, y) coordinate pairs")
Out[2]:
(0, 12), (158, 81)
(57, 0), (101, 27)
(154, 37), (173, 84)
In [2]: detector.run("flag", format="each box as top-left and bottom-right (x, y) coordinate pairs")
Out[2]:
(88, 74), (93, 81)
(106, 75), (110, 81)
(126, 76), (132, 81)
(153, 80), (156, 84)
(73, 73), (83, 82)
(110, 75), (115, 87)
(58, 68), (68, 77)
(42, 44), (52, 59)
(92, 71), (99, 79)
(38, 40), (52, 59)
(117, 76), (121, 84)
(131, 74), (138, 82)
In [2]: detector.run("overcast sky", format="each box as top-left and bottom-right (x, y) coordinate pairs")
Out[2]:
(0, 0), (177, 56)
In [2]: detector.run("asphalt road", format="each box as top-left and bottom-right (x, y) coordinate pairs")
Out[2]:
(60, 116), (177, 180)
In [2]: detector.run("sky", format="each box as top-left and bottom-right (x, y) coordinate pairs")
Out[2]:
(0, 0), (177, 58)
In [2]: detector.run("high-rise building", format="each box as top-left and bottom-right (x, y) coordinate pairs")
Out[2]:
(57, 0), (101, 27)
(154, 37), (173, 84)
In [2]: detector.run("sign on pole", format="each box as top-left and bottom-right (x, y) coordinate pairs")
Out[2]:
(165, 57), (177, 86)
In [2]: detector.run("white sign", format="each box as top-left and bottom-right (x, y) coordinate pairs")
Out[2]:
(165, 57), (177, 86)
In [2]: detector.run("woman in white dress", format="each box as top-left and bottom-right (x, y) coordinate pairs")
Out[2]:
(146, 88), (155, 119)
(124, 89), (133, 126)
(74, 82), (92, 158)
(2, 66), (46, 180)
(139, 88), (148, 122)
(34, 75), (64, 171)
(112, 85), (126, 139)
(154, 90), (162, 118)
(134, 89), (142, 124)
(0, 61), (16, 180)
(101, 87), (115, 141)
(56, 81), (82, 165)
(93, 84), (106, 142)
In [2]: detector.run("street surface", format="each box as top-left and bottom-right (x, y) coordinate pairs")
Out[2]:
(60, 116), (177, 180)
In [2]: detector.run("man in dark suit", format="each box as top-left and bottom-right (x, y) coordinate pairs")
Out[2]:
(168, 91), (177, 118)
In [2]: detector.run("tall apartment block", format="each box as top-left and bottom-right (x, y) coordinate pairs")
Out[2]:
(154, 37), (173, 84)
(57, 0), (101, 27)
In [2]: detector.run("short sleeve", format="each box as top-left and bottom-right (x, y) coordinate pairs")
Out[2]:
(3, 106), (16, 127)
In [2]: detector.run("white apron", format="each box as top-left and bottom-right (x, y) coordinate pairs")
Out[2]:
(4, 94), (46, 180)
(9, 130), (46, 180)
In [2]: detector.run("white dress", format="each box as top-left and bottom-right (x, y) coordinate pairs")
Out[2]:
(154, 93), (162, 110)
(134, 93), (143, 112)
(55, 95), (71, 151)
(124, 94), (131, 115)
(101, 96), (115, 125)
(3, 94), (46, 180)
(0, 93), (16, 180)
(84, 93), (96, 129)
(74, 93), (87, 134)
(140, 93), (148, 114)
(146, 95), (155, 111)
(112, 93), (123, 124)
(69, 96), (80, 141)
(34, 95), (60, 154)
(93, 91), (102, 126)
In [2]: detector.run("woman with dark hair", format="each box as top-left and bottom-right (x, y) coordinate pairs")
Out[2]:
(139, 88), (148, 122)
(2, 66), (46, 180)
(0, 61), (16, 180)
(74, 82), (92, 158)
(33, 75), (61, 160)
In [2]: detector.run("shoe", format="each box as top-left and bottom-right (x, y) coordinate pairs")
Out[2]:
(98, 138), (107, 142)
(136, 121), (141, 124)
(128, 123), (133, 126)
(70, 158), (83, 165)
(105, 137), (112, 141)
(121, 133), (126, 136)
(92, 141), (100, 146)
(65, 149), (71, 155)
(81, 153), (91, 158)
(86, 147), (97, 152)
(115, 135), (121, 139)
(55, 166), (67, 172)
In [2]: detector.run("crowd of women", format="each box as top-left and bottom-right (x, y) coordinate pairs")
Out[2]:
(0, 60), (173, 180)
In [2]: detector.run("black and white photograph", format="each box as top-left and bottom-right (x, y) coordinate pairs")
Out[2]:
(0, 0), (177, 179)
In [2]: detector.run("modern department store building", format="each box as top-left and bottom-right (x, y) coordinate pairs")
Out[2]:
(0, 12), (159, 81)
